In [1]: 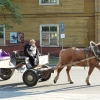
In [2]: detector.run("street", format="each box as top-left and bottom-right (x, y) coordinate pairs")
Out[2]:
(0, 67), (100, 100)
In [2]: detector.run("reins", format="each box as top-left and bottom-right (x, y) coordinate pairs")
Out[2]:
(49, 56), (96, 70)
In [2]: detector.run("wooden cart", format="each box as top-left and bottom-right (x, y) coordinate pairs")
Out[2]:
(0, 50), (53, 87)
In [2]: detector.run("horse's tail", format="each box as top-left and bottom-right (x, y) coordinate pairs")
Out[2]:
(54, 49), (63, 72)
(54, 61), (61, 72)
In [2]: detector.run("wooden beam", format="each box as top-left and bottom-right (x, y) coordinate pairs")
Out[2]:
(95, 14), (98, 43)
(95, 0), (98, 12)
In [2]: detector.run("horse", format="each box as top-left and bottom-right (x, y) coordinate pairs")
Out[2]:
(53, 41), (100, 85)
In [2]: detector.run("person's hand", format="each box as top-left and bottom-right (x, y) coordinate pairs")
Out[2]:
(30, 54), (33, 57)
(38, 53), (41, 56)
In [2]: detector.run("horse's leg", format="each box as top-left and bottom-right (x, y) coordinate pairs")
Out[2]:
(53, 62), (60, 83)
(54, 67), (63, 83)
(66, 66), (74, 84)
(86, 66), (95, 85)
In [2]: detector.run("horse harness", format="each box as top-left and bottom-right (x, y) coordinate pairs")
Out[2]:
(91, 46), (100, 60)
(84, 47), (90, 67)
(84, 45), (100, 67)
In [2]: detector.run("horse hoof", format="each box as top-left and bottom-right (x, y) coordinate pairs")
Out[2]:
(87, 83), (91, 85)
(70, 82), (74, 84)
(53, 80), (56, 84)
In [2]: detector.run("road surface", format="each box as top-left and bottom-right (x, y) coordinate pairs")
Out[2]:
(0, 67), (100, 100)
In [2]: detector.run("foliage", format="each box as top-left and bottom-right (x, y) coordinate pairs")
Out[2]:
(0, 0), (22, 28)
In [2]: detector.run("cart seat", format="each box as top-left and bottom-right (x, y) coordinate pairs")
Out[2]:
(16, 56), (27, 59)
(13, 50), (26, 65)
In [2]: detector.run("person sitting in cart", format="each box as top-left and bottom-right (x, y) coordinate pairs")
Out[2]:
(24, 39), (39, 67)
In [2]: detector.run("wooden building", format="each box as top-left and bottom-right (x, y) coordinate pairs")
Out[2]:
(0, 0), (100, 56)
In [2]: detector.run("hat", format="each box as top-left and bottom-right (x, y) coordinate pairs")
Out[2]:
(30, 39), (36, 42)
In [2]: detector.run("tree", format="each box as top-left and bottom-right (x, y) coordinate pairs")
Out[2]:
(0, 0), (22, 28)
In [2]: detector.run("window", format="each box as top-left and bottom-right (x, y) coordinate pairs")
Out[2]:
(40, 24), (59, 47)
(0, 25), (5, 46)
(39, 0), (59, 5)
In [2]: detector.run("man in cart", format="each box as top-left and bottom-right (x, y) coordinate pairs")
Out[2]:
(24, 39), (40, 67)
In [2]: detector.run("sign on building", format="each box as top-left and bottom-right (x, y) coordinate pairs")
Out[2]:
(10, 32), (24, 43)
(61, 22), (64, 32)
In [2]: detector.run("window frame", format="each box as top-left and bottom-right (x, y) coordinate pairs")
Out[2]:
(0, 25), (6, 46)
(39, 0), (59, 5)
(40, 24), (59, 47)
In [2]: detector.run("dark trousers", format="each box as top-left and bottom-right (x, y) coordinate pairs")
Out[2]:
(29, 55), (39, 67)
(29, 56), (35, 66)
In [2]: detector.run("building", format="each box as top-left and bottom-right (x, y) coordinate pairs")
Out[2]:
(0, 0), (100, 56)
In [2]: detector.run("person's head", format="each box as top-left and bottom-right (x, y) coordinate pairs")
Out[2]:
(29, 39), (36, 46)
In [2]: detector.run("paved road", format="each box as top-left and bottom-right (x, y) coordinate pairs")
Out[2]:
(0, 67), (100, 100)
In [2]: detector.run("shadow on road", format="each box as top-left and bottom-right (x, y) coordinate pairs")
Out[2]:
(0, 81), (100, 99)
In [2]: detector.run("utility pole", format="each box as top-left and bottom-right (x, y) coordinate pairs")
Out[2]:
(61, 22), (65, 50)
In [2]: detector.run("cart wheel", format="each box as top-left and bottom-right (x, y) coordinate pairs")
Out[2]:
(0, 69), (12, 80)
(23, 69), (39, 87)
(41, 65), (51, 81)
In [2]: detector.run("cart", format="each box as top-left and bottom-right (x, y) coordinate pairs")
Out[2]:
(0, 49), (53, 87)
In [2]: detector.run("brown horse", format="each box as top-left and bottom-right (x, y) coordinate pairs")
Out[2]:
(54, 41), (100, 85)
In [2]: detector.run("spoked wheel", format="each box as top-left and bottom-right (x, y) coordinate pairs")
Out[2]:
(40, 65), (51, 81)
(0, 68), (13, 80)
(23, 69), (39, 87)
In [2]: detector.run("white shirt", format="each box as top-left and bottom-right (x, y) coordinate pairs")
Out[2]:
(28, 46), (36, 57)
